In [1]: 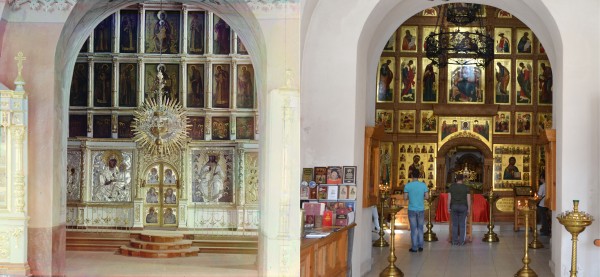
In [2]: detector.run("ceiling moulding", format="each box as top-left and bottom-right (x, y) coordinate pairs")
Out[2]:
(8, 0), (76, 12)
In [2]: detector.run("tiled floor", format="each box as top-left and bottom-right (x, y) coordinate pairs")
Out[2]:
(65, 224), (553, 277)
(366, 224), (553, 277)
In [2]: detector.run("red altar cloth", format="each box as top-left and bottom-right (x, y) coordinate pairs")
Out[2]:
(435, 193), (489, 223)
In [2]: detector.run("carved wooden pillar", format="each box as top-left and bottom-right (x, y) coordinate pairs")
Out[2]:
(483, 158), (493, 192)
(541, 129), (556, 210)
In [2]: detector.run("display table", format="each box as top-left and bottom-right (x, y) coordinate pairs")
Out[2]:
(300, 223), (356, 277)
(435, 193), (489, 223)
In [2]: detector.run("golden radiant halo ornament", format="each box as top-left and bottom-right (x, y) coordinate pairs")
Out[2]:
(132, 64), (190, 156)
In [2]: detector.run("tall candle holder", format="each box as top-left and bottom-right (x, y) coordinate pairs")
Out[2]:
(515, 204), (537, 277)
(423, 192), (438, 242)
(528, 196), (544, 249)
(379, 203), (404, 277)
(373, 183), (391, 247)
(557, 200), (594, 277)
(482, 190), (499, 242)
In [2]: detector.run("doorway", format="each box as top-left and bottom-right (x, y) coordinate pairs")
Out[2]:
(143, 162), (179, 228)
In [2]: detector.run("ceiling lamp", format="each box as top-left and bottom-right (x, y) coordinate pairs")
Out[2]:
(424, 3), (494, 67)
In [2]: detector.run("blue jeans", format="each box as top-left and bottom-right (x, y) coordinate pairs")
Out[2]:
(451, 204), (468, 244)
(408, 210), (425, 250)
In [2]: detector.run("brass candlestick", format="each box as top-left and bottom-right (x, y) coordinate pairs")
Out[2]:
(424, 193), (438, 242)
(515, 205), (537, 277)
(374, 184), (391, 247)
(483, 190), (499, 242)
(380, 205), (403, 277)
(528, 197), (544, 249)
(557, 200), (594, 277)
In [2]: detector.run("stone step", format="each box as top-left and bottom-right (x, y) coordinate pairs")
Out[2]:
(139, 231), (184, 243)
(197, 246), (258, 254)
(119, 245), (200, 258)
(129, 239), (193, 251)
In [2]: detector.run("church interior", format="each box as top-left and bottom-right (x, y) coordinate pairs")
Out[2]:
(0, 0), (598, 276)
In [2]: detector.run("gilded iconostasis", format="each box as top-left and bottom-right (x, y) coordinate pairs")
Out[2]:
(66, 3), (259, 232)
(375, 4), (552, 193)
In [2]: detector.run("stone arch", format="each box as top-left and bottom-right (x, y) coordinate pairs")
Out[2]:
(436, 137), (493, 191)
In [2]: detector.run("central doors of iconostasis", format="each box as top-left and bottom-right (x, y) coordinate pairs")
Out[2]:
(143, 162), (179, 228)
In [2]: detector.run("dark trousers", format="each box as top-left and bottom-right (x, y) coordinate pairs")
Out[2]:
(537, 206), (551, 234)
(450, 204), (468, 244)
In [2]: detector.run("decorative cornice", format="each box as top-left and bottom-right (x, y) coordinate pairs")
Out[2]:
(8, 0), (76, 12)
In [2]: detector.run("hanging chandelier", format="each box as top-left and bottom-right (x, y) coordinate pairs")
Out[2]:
(424, 3), (494, 67)
(132, 5), (189, 156)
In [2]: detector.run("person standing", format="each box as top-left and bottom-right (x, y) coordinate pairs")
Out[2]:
(537, 177), (551, 236)
(404, 169), (429, 252)
(448, 174), (471, 245)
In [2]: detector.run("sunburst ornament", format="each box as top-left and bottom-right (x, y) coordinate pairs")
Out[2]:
(132, 64), (190, 156)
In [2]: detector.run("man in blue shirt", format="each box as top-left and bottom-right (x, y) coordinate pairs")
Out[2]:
(404, 169), (429, 252)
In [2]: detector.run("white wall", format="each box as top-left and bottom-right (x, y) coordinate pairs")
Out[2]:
(301, 0), (600, 276)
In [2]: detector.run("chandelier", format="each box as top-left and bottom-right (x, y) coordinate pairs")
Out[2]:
(132, 2), (189, 156)
(424, 3), (494, 67)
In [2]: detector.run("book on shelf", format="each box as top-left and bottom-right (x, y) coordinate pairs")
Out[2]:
(322, 210), (333, 227)
(338, 185), (348, 200)
(304, 230), (331, 239)
(327, 185), (339, 200)
(318, 186), (328, 200)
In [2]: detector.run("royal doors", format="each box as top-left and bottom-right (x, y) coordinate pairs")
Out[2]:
(143, 162), (179, 227)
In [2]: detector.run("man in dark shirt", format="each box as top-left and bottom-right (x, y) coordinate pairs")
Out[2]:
(447, 174), (471, 245)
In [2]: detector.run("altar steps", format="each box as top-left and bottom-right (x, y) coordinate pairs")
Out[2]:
(66, 230), (258, 254)
(119, 231), (199, 258)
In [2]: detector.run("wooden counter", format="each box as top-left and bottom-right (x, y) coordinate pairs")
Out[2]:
(300, 223), (356, 277)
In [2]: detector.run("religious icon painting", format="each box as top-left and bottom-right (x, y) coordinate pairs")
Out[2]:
(66, 150), (82, 202)
(211, 117), (230, 140)
(190, 148), (235, 203)
(516, 28), (533, 54)
(379, 142), (393, 185)
(187, 11), (205, 55)
(515, 112), (533, 135)
(212, 64), (231, 108)
(90, 150), (133, 202)
(494, 27), (512, 54)
(497, 9), (512, 18)
(236, 64), (255, 109)
(375, 109), (394, 133)
(399, 26), (418, 53)
(515, 59), (534, 105)
(399, 58), (417, 102)
(398, 110), (416, 133)
(69, 114), (87, 138)
(492, 144), (531, 190)
(119, 10), (139, 53)
(93, 63), (113, 107)
(539, 42), (546, 54)
(235, 36), (248, 55)
(145, 10), (180, 54)
(314, 167), (327, 184)
(538, 113), (552, 134)
(383, 32), (395, 52)
(493, 111), (511, 134)
(162, 207), (177, 225)
(213, 14), (232, 55)
(421, 58), (438, 103)
(422, 26), (437, 51)
(537, 60), (553, 105)
(422, 7), (437, 17)
(326, 166), (343, 184)
(145, 63), (180, 102)
(236, 117), (255, 140)
(118, 63), (138, 107)
(145, 207), (159, 224)
(117, 115), (134, 138)
(93, 14), (113, 53)
(146, 164), (160, 185)
(494, 59), (511, 105)
(472, 118), (491, 141)
(70, 62), (89, 107)
(163, 166), (177, 186)
(342, 166), (357, 184)
(376, 57), (395, 103)
(420, 110), (437, 133)
(448, 64), (484, 103)
(188, 116), (205, 140)
(187, 64), (205, 108)
(93, 115), (112, 138)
